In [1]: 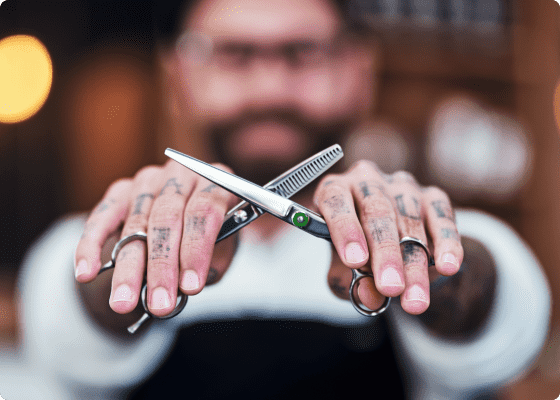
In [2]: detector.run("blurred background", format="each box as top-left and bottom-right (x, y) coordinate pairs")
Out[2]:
(0, 0), (559, 398)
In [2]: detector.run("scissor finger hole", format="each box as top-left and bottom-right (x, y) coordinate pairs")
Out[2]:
(350, 270), (391, 317)
(140, 285), (188, 319)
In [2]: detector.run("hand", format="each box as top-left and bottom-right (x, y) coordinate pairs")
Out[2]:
(74, 160), (239, 317)
(313, 160), (464, 315)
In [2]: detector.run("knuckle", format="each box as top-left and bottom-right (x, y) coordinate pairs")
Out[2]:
(393, 170), (417, 184)
(332, 215), (359, 233)
(148, 259), (177, 275)
(360, 196), (394, 219)
(150, 202), (183, 225)
(183, 237), (207, 253)
(318, 183), (348, 204)
(424, 185), (450, 201)
(350, 159), (378, 173)
(317, 173), (341, 188)
(189, 199), (225, 218)
(134, 165), (162, 183)
(194, 191), (229, 211)
(358, 182), (385, 198)
(107, 178), (133, 195)
(377, 240), (400, 252)
(123, 214), (148, 233)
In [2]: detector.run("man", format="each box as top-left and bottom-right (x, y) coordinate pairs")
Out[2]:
(76, 0), (463, 323)
(5, 0), (551, 399)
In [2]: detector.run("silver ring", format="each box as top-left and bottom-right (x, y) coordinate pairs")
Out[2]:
(399, 236), (435, 267)
(98, 231), (188, 319)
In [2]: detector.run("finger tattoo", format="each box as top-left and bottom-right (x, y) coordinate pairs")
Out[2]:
(201, 184), (217, 193)
(93, 198), (116, 214)
(395, 195), (421, 220)
(206, 267), (219, 284)
(358, 180), (386, 198)
(431, 200), (455, 222)
(151, 227), (171, 259)
(369, 217), (399, 243)
(329, 277), (347, 297)
(441, 228), (460, 241)
(323, 180), (335, 187)
(116, 241), (142, 262)
(402, 242), (426, 265)
(133, 193), (154, 215)
(359, 181), (371, 198)
(323, 194), (351, 219)
(160, 178), (184, 196)
(185, 215), (207, 237)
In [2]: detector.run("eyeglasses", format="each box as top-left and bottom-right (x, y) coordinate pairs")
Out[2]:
(176, 29), (355, 72)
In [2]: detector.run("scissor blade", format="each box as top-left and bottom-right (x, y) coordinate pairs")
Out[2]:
(265, 144), (343, 198)
(215, 144), (344, 242)
(165, 149), (294, 218)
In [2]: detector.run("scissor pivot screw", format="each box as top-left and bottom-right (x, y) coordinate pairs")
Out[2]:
(293, 212), (309, 227)
(233, 209), (248, 223)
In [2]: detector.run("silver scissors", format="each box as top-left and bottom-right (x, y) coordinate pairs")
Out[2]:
(165, 147), (436, 316)
(101, 144), (434, 333)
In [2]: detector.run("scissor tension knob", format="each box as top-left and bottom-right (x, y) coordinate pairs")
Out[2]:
(233, 209), (248, 223)
(292, 211), (309, 227)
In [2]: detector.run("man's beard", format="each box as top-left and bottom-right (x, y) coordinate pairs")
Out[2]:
(208, 108), (355, 186)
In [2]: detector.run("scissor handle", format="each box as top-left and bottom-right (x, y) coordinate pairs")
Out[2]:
(348, 237), (435, 317)
(99, 231), (188, 319)
(349, 269), (391, 317)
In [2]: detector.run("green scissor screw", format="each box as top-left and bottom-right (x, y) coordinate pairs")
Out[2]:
(293, 212), (309, 227)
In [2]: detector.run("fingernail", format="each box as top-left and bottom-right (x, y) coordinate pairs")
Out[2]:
(181, 270), (200, 291)
(406, 285), (428, 303)
(75, 259), (89, 278)
(151, 287), (171, 310)
(441, 252), (458, 270)
(381, 267), (403, 287)
(345, 242), (367, 264)
(111, 284), (132, 303)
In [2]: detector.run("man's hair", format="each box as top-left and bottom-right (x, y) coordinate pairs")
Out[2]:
(152, 0), (370, 47)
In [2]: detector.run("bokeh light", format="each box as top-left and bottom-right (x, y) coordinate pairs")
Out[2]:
(0, 35), (53, 124)
(426, 95), (533, 203)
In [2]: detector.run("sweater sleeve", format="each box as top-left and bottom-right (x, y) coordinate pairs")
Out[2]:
(386, 209), (552, 400)
(14, 214), (178, 399)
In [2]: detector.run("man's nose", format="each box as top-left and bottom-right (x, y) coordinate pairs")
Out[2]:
(246, 58), (293, 109)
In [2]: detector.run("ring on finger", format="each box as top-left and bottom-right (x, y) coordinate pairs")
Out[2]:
(399, 236), (435, 267)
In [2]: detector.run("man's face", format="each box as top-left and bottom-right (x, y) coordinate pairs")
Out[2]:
(174, 0), (373, 184)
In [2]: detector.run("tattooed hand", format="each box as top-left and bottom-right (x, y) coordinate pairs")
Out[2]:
(315, 161), (464, 315)
(75, 160), (239, 317)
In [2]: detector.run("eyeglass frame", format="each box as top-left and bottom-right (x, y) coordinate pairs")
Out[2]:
(175, 26), (364, 73)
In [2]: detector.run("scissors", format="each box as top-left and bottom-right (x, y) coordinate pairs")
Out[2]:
(100, 144), (434, 333)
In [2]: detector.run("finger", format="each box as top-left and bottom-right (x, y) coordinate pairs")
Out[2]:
(387, 171), (430, 314)
(349, 162), (404, 300)
(109, 166), (162, 314)
(327, 247), (386, 310)
(179, 164), (239, 295)
(422, 186), (464, 276)
(75, 179), (132, 283)
(146, 166), (197, 317)
(314, 174), (369, 268)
